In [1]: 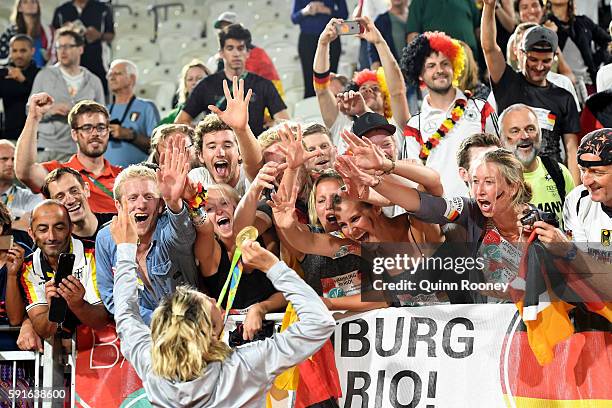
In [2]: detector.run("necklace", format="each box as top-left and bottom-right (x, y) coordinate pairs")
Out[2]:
(418, 99), (467, 161)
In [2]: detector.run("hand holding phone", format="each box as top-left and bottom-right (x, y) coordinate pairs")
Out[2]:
(48, 253), (75, 324)
(0, 235), (13, 251)
(335, 20), (363, 36)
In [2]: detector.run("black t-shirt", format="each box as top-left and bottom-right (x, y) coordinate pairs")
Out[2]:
(183, 71), (286, 136)
(492, 65), (581, 163)
(51, 0), (114, 79)
(0, 62), (39, 139)
(73, 212), (114, 241)
(202, 238), (277, 311)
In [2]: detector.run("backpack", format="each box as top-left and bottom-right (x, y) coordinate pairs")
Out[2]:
(540, 156), (566, 204)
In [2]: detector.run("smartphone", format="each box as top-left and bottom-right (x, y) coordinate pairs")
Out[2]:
(335, 21), (363, 36)
(0, 235), (13, 250)
(0, 67), (8, 78)
(48, 253), (75, 324)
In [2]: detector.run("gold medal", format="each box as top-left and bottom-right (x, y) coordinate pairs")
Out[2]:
(235, 226), (258, 249)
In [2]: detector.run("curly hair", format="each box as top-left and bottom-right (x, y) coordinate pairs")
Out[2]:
(401, 32), (465, 88)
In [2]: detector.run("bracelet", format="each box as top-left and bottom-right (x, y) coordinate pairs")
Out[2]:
(383, 158), (395, 175)
(370, 174), (383, 188)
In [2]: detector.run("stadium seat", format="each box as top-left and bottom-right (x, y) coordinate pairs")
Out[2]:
(207, 1), (240, 36)
(136, 80), (177, 116)
(157, 17), (205, 39)
(293, 96), (324, 124)
(158, 34), (194, 64)
(283, 86), (306, 115)
(113, 34), (158, 62)
(139, 63), (178, 86)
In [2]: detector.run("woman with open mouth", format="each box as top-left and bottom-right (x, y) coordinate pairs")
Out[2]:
(270, 127), (445, 308)
(191, 176), (286, 343)
(351, 143), (535, 301)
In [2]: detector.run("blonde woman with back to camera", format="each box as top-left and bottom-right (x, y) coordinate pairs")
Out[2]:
(110, 196), (335, 406)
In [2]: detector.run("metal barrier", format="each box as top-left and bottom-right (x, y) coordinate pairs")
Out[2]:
(0, 325), (41, 408)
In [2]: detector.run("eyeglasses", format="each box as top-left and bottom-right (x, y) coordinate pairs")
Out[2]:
(54, 44), (78, 51)
(75, 124), (109, 134)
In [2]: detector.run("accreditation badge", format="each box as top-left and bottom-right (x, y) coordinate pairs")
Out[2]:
(601, 229), (611, 246)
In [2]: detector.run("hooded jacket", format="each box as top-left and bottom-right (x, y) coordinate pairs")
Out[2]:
(113, 244), (336, 407)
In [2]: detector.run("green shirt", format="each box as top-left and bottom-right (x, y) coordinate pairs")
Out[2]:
(406, 0), (480, 55)
(523, 157), (575, 230)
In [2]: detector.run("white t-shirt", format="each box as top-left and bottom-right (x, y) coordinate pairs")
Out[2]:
(188, 165), (251, 197)
(59, 67), (85, 97)
(563, 185), (612, 264)
(404, 89), (498, 198)
(596, 63), (612, 92)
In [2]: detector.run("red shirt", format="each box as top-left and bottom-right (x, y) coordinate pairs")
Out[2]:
(43, 155), (122, 213)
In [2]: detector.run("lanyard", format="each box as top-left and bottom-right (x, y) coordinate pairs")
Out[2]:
(84, 173), (114, 199)
(215, 72), (248, 108)
(109, 95), (136, 125)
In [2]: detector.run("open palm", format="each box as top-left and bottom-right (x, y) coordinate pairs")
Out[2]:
(208, 76), (252, 131)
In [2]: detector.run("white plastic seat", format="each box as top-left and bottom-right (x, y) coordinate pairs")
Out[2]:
(157, 17), (204, 39)
(139, 63), (177, 86)
(113, 34), (158, 62)
(293, 96), (324, 123)
(157, 34), (193, 64)
(136, 80), (177, 116)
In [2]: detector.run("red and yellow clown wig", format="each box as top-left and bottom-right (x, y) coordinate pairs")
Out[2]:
(400, 31), (466, 88)
(352, 67), (392, 119)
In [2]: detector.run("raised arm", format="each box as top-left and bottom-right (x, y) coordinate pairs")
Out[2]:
(208, 77), (264, 181)
(238, 240), (336, 381)
(314, 18), (342, 128)
(480, 0), (506, 84)
(15, 93), (53, 192)
(271, 183), (356, 258)
(110, 198), (153, 379)
(233, 161), (287, 236)
(357, 16), (410, 127)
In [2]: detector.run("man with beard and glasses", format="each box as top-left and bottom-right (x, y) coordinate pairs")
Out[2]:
(481, 0), (581, 185)
(95, 139), (199, 325)
(402, 31), (498, 199)
(499, 103), (574, 228)
(14, 200), (111, 339)
(15, 93), (121, 214)
(41, 167), (114, 241)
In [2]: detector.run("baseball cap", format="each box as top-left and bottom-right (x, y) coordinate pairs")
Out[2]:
(522, 26), (558, 53)
(351, 112), (396, 138)
(214, 11), (237, 29)
(577, 128), (612, 167)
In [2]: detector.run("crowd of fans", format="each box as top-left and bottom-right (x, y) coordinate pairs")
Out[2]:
(0, 0), (611, 405)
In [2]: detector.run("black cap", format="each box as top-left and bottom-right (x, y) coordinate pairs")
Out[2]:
(351, 112), (396, 138)
(522, 26), (558, 53)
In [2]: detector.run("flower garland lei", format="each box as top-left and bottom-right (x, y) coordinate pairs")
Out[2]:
(419, 99), (467, 161)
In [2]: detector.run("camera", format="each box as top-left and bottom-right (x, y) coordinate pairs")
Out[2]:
(520, 208), (559, 228)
